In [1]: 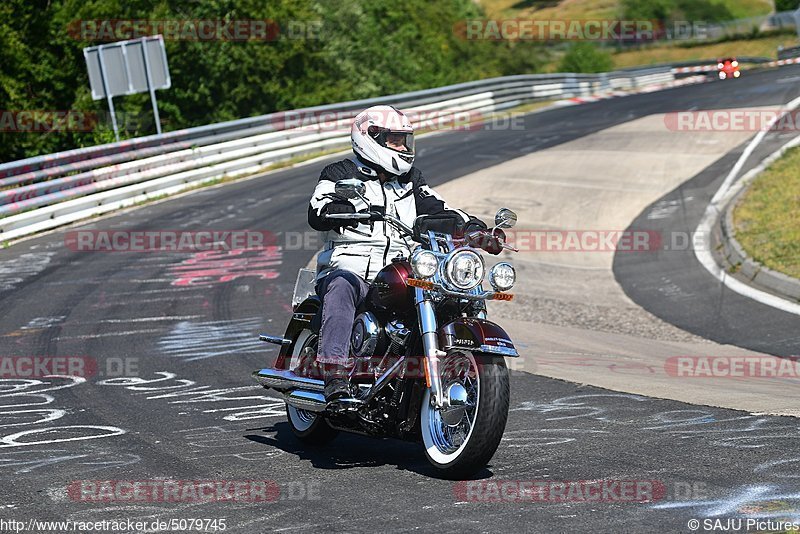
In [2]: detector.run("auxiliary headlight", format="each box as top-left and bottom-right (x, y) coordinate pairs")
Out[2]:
(489, 262), (516, 291)
(411, 249), (438, 279)
(445, 250), (484, 291)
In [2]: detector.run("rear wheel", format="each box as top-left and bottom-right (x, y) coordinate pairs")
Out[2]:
(285, 328), (338, 445)
(420, 351), (509, 478)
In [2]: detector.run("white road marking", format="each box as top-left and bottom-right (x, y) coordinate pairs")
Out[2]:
(52, 329), (164, 341)
(158, 318), (266, 361)
(0, 252), (56, 291)
(693, 95), (800, 316)
(97, 315), (204, 323)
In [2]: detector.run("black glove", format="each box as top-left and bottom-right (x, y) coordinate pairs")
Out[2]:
(322, 200), (358, 228)
(467, 228), (505, 255)
(463, 217), (488, 234)
(483, 230), (504, 255)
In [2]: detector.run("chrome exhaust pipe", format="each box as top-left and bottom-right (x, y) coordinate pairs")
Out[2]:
(252, 368), (324, 392)
(259, 334), (291, 345)
(285, 390), (327, 413)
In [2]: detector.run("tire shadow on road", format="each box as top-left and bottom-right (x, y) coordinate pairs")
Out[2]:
(244, 422), (495, 480)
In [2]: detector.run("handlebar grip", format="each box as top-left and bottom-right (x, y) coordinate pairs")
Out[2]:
(324, 213), (371, 220)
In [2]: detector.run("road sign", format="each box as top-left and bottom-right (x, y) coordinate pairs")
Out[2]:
(84, 35), (171, 140)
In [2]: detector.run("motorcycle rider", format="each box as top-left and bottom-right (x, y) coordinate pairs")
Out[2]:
(307, 105), (500, 404)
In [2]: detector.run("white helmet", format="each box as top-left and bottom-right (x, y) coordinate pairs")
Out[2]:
(351, 105), (415, 176)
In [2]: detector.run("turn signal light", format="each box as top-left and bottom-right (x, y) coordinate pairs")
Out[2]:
(407, 278), (435, 289)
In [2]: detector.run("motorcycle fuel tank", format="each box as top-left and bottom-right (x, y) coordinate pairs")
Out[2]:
(366, 259), (414, 317)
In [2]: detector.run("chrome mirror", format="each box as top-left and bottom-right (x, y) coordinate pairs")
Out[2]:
(495, 208), (517, 229)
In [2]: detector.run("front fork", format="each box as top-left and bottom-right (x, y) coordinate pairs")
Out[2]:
(415, 287), (446, 409)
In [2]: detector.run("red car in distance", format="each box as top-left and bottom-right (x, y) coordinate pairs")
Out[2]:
(717, 57), (741, 80)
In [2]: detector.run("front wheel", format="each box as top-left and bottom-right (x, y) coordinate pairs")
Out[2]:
(420, 351), (510, 479)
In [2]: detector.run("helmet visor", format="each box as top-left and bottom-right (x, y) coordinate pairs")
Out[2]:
(368, 126), (415, 156)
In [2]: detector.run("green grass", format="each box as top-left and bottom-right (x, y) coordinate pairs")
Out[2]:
(733, 147), (800, 279)
(720, 0), (774, 20)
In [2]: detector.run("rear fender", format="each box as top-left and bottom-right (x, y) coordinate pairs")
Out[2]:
(274, 296), (321, 370)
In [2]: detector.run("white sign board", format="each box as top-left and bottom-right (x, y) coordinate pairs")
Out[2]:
(83, 35), (170, 139)
(84, 35), (170, 100)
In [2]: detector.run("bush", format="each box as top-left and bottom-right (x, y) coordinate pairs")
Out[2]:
(621, 0), (734, 24)
(776, 0), (800, 11)
(558, 42), (614, 73)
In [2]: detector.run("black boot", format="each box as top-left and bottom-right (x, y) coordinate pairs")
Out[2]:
(323, 364), (351, 403)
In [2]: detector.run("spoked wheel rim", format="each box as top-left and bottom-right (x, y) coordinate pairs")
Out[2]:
(422, 351), (480, 463)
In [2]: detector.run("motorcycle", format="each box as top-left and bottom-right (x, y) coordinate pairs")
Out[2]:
(253, 178), (520, 478)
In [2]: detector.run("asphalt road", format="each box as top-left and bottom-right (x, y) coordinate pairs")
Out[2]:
(1, 66), (800, 533)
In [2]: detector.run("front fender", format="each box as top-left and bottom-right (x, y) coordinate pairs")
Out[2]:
(438, 317), (519, 357)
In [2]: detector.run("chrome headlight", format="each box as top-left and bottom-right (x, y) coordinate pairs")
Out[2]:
(489, 262), (516, 291)
(444, 250), (484, 290)
(411, 249), (438, 279)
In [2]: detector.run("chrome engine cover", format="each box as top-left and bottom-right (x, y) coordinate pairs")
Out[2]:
(351, 311), (386, 358)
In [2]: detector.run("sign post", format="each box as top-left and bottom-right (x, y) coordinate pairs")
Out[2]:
(95, 46), (120, 141)
(140, 41), (162, 135)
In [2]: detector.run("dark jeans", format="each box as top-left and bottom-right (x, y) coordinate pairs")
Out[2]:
(315, 269), (369, 366)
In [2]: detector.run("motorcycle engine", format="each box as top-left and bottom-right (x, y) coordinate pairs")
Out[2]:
(351, 311), (388, 359)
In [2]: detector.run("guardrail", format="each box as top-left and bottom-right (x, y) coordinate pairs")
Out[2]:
(779, 45), (800, 60)
(0, 64), (712, 242)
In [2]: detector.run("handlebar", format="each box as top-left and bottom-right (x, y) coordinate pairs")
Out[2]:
(324, 211), (415, 236)
(324, 213), (372, 221)
(325, 213), (516, 252)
